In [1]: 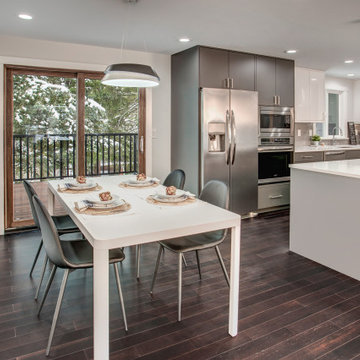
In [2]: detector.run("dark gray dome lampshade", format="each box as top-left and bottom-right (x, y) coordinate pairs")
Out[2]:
(101, 63), (160, 88)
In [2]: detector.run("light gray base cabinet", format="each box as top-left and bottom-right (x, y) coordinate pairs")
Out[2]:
(295, 149), (360, 164)
(294, 151), (323, 163)
(258, 182), (290, 210)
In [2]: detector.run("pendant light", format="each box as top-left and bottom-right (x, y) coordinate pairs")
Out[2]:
(101, 0), (160, 88)
(101, 63), (160, 87)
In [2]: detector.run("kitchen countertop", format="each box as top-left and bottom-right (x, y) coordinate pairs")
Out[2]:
(295, 145), (360, 152)
(290, 159), (360, 179)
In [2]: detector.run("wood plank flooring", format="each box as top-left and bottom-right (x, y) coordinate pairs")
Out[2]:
(1, 210), (360, 359)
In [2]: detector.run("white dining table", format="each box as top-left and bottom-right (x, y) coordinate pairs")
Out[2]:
(47, 175), (241, 360)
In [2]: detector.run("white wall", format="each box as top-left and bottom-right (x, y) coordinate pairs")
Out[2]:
(0, 35), (171, 233)
(325, 76), (354, 127)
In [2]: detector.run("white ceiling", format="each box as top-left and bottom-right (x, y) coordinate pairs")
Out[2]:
(1, 0), (360, 78)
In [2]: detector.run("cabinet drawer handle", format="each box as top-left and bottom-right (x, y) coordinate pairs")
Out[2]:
(325, 151), (345, 156)
(302, 155), (313, 158)
(269, 194), (283, 199)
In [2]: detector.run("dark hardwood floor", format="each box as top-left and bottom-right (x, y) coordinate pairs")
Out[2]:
(1, 210), (360, 359)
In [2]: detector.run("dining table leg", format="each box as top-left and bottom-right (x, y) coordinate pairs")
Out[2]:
(93, 248), (109, 360)
(228, 222), (241, 337)
(47, 187), (55, 216)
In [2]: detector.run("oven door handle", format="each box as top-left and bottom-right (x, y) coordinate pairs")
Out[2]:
(258, 146), (294, 152)
(230, 110), (236, 165)
(225, 110), (231, 165)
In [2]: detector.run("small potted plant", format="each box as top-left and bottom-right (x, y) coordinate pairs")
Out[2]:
(311, 134), (321, 146)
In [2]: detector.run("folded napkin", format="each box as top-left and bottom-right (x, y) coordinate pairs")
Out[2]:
(184, 191), (196, 198)
(152, 177), (160, 183)
(58, 183), (69, 191)
(75, 200), (89, 212)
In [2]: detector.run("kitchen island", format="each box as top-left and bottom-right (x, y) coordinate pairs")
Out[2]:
(290, 159), (360, 280)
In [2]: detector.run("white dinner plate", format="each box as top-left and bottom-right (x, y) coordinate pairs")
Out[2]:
(91, 194), (120, 205)
(155, 190), (185, 200)
(85, 197), (125, 209)
(66, 180), (96, 190)
(124, 178), (156, 187)
(152, 194), (188, 203)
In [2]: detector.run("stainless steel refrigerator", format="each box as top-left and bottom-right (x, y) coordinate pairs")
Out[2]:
(201, 88), (258, 215)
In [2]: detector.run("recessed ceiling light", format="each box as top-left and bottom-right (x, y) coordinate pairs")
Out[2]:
(347, 73), (355, 77)
(179, 37), (190, 43)
(18, 13), (32, 20)
(285, 49), (297, 54)
(344, 60), (354, 64)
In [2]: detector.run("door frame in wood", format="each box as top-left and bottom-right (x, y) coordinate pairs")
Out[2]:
(4, 65), (146, 229)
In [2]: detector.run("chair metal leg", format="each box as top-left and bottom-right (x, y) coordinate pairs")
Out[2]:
(150, 245), (163, 294)
(34, 254), (48, 301)
(136, 244), (141, 280)
(215, 246), (230, 287)
(195, 250), (201, 280)
(182, 254), (187, 267)
(37, 264), (57, 316)
(46, 269), (70, 356)
(30, 239), (43, 277)
(178, 252), (183, 322)
(113, 263), (128, 332)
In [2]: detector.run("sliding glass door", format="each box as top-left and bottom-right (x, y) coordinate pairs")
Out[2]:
(5, 66), (145, 229)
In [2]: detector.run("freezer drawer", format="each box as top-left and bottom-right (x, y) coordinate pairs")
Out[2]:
(258, 182), (290, 209)
(294, 151), (323, 163)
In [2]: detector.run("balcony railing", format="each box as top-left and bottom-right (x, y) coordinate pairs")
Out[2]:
(13, 133), (138, 181)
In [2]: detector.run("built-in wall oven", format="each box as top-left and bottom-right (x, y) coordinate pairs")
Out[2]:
(258, 136), (294, 184)
(259, 106), (294, 136)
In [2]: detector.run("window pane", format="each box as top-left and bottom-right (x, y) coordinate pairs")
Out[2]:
(12, 74), (77, 221)
(84, 79), (139, 175)
(328, 93), (339, 136)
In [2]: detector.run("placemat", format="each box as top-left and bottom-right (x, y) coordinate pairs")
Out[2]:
(58, 184), (102, 194)
(74, 201), (131, 215)
(146, 195), (196, 206)
(119, 182), (159, 189)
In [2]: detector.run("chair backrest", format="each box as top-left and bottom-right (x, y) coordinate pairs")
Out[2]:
(23, 180), (40, 228)
(163, 169), (186, 190)
(32, 195), (68, 268)
(200, 180), (229, 209)
(200, 180), (229, 240)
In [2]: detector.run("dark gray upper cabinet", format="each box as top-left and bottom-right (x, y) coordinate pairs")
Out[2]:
(256, 55), (294, 106)
(229, 51), (255, 91)
(256, 56), (276, 105)
(199, 47), (229, 89)
(200, 47), (255, 90)
(275, 58), (294, 107)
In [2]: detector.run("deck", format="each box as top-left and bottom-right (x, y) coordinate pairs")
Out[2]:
(13, 181), (65, 222)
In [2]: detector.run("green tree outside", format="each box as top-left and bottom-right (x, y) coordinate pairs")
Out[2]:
(13, 74), (139, 180)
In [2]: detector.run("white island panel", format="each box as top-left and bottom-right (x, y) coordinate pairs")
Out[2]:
(290, 162), (360, 281)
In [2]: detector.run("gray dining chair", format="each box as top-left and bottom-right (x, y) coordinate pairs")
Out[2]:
(136, 169), (186, 279)
(32, 194), (128, 356)
(23, 180), (79, 300)
(150, 180), (230, 321)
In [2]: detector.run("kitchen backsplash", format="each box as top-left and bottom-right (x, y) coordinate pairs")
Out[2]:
(295, 123), (313, 146)
(295, 123), (349, 146)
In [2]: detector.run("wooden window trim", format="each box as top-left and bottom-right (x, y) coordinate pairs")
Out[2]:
(4, 64), (146, 229)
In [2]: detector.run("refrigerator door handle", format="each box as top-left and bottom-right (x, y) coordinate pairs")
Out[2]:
(230, 110), (237, 165)
(225, 110), (231, 165)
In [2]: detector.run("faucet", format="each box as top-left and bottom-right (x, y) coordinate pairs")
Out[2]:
(332, 126), (343, 145)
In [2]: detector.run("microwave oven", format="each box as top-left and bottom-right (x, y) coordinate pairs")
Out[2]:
(259, 106), (294, 136)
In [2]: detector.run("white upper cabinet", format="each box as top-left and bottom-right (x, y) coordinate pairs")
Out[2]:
(295, 67), (325, 123)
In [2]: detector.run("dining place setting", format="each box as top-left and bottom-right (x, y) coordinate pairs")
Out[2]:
(55, 172), (198, 218)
